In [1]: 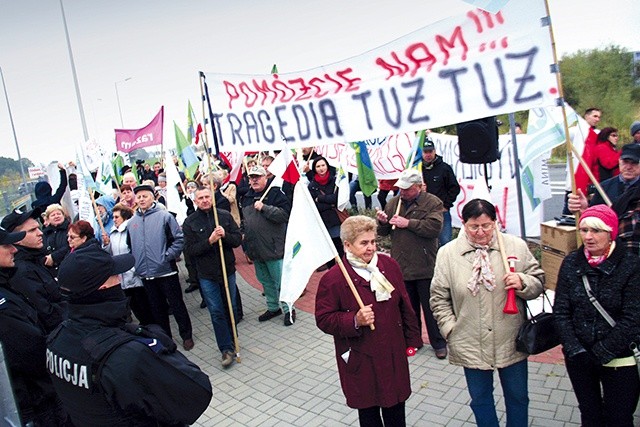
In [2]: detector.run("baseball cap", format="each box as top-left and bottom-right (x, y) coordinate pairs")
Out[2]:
(0, 207), (42, 232)
(396, 169), (423, 189)
(58, 241), (135, 301)
(0, 227), (26, 245)
(620, 144), (640, 163)
(422, 139), (435, 151)
(248, 166), (267, 176)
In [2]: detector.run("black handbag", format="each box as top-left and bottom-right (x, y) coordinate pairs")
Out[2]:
(515, 291), (560, 354)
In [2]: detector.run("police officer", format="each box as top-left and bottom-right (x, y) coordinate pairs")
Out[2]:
(0, 226), (68, 426)
(46, 236), (212, 426)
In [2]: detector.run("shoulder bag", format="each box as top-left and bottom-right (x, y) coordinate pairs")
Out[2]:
(515, 290), (560, 354)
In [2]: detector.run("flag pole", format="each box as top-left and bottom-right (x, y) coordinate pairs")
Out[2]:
(202, 138), (241, 362)
(543, 0), (587, 242)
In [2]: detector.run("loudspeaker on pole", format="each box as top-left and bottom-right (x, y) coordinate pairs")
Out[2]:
(456, 117), (499, 164)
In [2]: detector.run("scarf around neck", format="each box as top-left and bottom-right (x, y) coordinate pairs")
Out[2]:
(314, 171), (330, 186)
(584, 240), (615, 266)
(465, 233), (497, 296)
(346, 252), (395, 302)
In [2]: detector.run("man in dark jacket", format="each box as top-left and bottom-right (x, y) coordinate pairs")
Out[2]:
(242, 166), (294, 325)
(183, 187), (242, 367)
(422, 139), (460, 246)
(32, 163), (68, 211)
(47, 239), (212, 426)
(1, 208), (65, 332)
(376, 169), (448, 358)
(0, 227), (68, 426)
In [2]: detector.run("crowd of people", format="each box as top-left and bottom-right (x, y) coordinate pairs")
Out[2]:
(2, 119), (640, 426)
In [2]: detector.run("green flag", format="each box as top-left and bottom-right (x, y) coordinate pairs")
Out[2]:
(350, 141), (378, 197)
(112, 154), (125, 185)
(174, 121), (199, 179)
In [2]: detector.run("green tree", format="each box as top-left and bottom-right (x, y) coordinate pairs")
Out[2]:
(0, 156), (33, 176)
(560, 45), (639, 141)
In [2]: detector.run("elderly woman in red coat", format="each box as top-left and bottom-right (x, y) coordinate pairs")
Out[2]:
(315, 215), (421, 427)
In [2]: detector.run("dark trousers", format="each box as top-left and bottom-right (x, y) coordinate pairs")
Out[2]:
(566, 356), (640, 427)
(124, 286), (154, 325)
(183, 250), (199, 285)
(404, 278), (446, 350)
(358, 402), (405, 427)
(143, 274), (193, 341)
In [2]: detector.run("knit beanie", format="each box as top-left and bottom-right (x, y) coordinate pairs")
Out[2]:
(631, 121), (640, 137)
(580, 204), (618, 241)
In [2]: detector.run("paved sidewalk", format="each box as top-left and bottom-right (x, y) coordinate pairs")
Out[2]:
(173, 252), (636, 426)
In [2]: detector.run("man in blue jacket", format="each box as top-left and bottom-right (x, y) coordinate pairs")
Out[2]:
(128, 184), (194, 350)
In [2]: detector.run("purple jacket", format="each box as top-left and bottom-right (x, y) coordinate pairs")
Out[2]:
(315, 253), (421, 409)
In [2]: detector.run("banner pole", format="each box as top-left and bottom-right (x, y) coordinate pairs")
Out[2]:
(508, 113), (527, 240)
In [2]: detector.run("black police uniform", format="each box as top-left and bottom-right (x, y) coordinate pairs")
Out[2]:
(0, 268), (67, 425)
(47, 298), (212, 426)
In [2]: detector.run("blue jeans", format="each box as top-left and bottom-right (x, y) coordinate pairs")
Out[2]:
(253, 259), (291, 313)
(199, 274), (237, 354)
(463, 360), (528, 427)
(439, 210), (453, 246)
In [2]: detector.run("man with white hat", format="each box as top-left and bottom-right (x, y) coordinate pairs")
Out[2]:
(241, 166), (295, 326)
(376, 169), (448, 358)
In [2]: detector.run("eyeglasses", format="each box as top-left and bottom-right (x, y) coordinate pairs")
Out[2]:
(578, 227), (608, 234)
(610, 134), (619, 137)
(465, 223), (494, 232)
(67, 234), (81, 240)
(248, 176), (262, 181)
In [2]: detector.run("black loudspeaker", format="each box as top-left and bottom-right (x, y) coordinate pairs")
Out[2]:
(456, 117), (499, 164)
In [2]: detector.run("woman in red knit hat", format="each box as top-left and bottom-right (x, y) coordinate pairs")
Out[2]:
(554, 204), (640, 427)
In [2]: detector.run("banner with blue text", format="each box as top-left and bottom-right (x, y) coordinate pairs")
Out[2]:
(202, 0), (556, 152)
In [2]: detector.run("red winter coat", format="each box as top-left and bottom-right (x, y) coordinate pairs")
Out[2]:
(593, 141), (620, 182)
(315, 254), (421, 409)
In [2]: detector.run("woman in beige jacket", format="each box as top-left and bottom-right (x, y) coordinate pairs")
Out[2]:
(430, 198), (544, 427)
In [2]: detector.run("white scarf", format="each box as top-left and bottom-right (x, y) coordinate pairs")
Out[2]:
(465, 234), (496, 296)
(346, 252), (395, 302)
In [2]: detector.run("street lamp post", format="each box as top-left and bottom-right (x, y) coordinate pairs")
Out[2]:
(114, 77), (132, 128)
(0, 66), (28, 189)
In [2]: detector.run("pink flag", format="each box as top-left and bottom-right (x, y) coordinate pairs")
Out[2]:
(115, 106), (164, 153)
(268, 149), (300, 184)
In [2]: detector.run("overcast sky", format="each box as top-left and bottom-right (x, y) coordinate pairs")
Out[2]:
(0, 0), (637, 166)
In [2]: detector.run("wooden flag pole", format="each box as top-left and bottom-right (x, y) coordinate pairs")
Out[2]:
(201, 135), (241, 362)
(543, 0), (586, 243)
(335, 256), (375, 331)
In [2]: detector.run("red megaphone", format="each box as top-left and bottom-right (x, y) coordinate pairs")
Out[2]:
(503, 256), (519, 315)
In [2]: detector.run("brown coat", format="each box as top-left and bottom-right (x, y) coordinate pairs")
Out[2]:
(378, 192), (444, 280)
(315, 254), (422, 409)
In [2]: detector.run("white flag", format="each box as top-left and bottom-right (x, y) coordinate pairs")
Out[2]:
(280, 182), (338, 312)
(336, 152), (350, 211)
(163, 151), (187, 225)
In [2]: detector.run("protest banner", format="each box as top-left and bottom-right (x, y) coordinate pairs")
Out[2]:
(202, 0), (556, 152)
